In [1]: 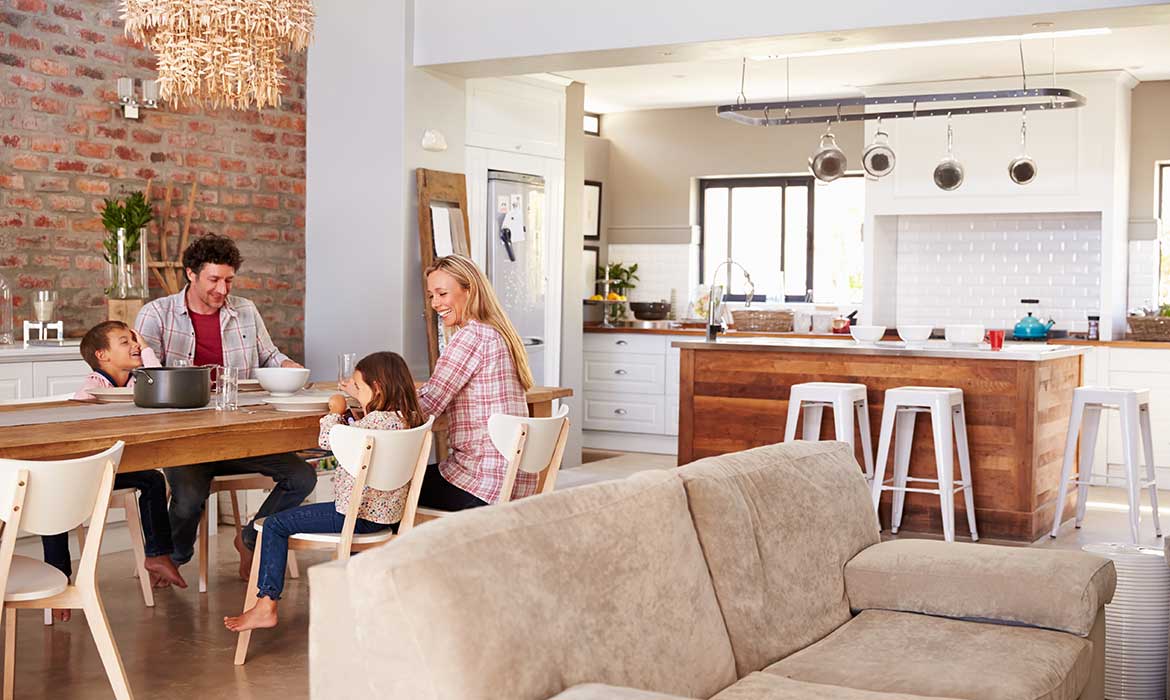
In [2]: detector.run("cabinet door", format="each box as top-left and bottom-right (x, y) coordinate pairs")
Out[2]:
(584, 352), (665, 395)
(32, 360), (92, 397)
(0, 363), (34, 400)
(466, 78), (565, 159)
(665, 397), (680, 436)
(582, 392), (665, 434)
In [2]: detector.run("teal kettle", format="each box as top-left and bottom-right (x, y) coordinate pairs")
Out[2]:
(1013, 299), (1055, 340)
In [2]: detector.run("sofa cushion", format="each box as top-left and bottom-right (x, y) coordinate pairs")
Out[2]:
(765, 610), (1093, 700)
(344, 470), (738, 700)
(712, 673), (960, 699)
(845, 539), (1116, 637)
(550, 685), (696, 700)
(678, 441), (879, 675)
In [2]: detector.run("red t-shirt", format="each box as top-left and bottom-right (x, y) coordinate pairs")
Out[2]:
(189, 308), (224, 368)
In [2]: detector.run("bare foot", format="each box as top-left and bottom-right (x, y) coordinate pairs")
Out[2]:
(223, 597), (278, 632)
(233, 531), (253, 581)
(144, 555), (187, 589)
(52, 609), (71, 623)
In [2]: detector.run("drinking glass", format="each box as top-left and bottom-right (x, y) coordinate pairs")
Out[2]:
(338, 353), (357, 391)
(215, 366), (240, 411)
(987, 329), (1006, 351)
(32, 290), (57, 322)
(171, 358), (191, 368)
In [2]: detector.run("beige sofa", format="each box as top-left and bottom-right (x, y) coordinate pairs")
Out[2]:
(309, 441), (1115, 700)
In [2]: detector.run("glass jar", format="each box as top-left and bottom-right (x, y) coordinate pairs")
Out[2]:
(105, 227), (149, 299)
(0, 272), (13, 345)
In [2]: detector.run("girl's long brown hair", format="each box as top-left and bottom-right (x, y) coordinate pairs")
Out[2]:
(355, 352), (426, 428)
(425, 255), (535, 390)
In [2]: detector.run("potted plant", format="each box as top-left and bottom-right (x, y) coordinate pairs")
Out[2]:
(597, 261), (638, 323)
(99, 191), (152, 299)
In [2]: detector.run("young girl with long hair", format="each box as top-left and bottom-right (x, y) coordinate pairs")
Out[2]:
(416, 255), (534, 512)
(224, 351), (425, 633)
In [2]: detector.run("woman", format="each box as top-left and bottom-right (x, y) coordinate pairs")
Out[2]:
(417, 255), (535, 510)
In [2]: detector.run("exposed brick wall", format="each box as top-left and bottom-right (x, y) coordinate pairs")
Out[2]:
(0, 0), (307, 360)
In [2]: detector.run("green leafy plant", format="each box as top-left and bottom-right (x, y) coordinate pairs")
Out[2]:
(597, 261), (639, 296)
(99, 191), (153, 264)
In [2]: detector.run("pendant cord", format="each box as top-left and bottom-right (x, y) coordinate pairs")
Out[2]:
(736, 57), (747, 106)
(1019, 40), (1027, 91)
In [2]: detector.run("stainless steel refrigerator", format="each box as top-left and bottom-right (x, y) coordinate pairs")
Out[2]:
(486, 170), (546, 385)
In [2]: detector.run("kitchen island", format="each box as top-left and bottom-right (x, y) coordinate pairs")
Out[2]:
(674, 337), (1088, 541)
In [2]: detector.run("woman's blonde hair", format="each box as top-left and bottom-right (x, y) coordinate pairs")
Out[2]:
(426, 255), (535, 390)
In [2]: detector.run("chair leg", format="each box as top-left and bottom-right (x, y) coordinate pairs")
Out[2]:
(783, 397), (802, 442)
(1075, 406), (1102, 527)
(953, 403), (978, 541)
(802, 404), (824, 441)
(122, 493), (154, 608)
(75, 524), (87, 560)
(1119, 396), (1142, 544)
(234, 529), (264, 666)
(4, 608), (15, 700)
(229, 490), (244, 539)
(80, 591), (134, 700)
(833, 397), (855, 452)
(197, 507), (209, 594)
(871, 403), (898, 516)
(1051, 398), (1084, 537)
(891, 410), (916, 534)
(930, 403), (956, 542)
(1139, 404), (1162, 537)
(287, 551), (300, 580)
(856, 400), (875, 484)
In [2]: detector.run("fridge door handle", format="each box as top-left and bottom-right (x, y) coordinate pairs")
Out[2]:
(523, 337), (544, 347)
(499, 226), (516, 262)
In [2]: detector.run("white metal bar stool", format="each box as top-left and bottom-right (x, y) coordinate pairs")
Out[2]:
(1049, 386), (1161, 544)
(871, 386), (978, 543)
(784, 382), (875, 484)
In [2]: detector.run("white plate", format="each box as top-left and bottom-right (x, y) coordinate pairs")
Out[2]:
(88, 387), (134, 403)
(262, 394), (332, 413)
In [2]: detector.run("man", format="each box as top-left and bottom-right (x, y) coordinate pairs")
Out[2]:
(136, 233), (317, 579)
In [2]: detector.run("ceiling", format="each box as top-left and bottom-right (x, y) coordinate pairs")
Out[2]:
(560, 22), (1170, 113)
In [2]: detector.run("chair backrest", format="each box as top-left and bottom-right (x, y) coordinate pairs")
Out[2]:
(0, 441), (124, 534)
(329, 416), (435, 492)
(488, 405), (570, 474)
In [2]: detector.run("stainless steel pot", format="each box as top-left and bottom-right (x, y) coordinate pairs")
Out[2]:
(933, 116), (964, 191)
(1008, 111), (1037, 185)
(809, 128), (847, 183)
(132, 366), (212, 409)
(862, 119), (895, 178)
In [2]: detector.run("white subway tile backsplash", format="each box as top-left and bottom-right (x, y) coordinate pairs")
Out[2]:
(895, 213), (1102, 332)
(607, 243), (696, 303)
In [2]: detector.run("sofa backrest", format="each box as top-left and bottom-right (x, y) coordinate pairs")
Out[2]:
(677, 441), (880, 677)
(340, 469), (738, 700)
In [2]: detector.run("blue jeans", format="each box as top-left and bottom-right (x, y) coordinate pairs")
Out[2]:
(164, 451), (318, 566)
(256, 502), (392, 601)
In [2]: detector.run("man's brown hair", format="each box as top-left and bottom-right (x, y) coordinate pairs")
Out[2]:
(80, 320), (130, 371)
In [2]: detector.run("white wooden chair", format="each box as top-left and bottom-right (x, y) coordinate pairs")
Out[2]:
(416, 405), (570, 521)
(233, 416), (435, 665)
(197, 474), (301, 593)
(0, 442), (134, 699)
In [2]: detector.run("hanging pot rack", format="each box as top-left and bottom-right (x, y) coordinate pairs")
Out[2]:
(716, 87), (1085, 127)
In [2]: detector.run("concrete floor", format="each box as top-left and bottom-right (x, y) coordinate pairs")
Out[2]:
(6, 452), (1165, 699)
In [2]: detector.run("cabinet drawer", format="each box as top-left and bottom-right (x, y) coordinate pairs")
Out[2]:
(582, 392), (665, 433)
(583, 333), (666, 355)
(1107, 348), (1170, 374)
(665, 397), (680, 436)
(584, 353), (665, 395)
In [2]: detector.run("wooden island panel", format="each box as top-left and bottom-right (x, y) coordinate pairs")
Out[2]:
(678, 346), (1081, 541)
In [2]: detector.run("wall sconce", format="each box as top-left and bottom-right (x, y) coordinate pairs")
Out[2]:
(115, 77), (161, 119)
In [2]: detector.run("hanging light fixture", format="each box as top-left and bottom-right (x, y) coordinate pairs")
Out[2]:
(120, 0), (314, 111)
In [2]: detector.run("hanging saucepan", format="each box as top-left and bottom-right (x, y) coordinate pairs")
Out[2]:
(862, 117), (895, 179)
(1008, 109), (1037, 185)
(809, 123), (847, 183)
(933, 114), (964, 191)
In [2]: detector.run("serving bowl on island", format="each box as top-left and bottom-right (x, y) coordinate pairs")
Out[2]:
(255, 367), (311, 397)
(849, 325), (886, 344)
(897, 325), (933, 347)
(944, 324), (986, 347)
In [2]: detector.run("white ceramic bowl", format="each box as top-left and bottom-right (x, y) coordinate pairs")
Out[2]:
(255, 367), (310, 397)
(849, 325), (886, 344)
(944, 324), (986, 346)
(897, 325), (933, 346)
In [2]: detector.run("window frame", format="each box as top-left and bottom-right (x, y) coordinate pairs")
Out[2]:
(583, 112), (601, 136)
(698, 174), (863, 303)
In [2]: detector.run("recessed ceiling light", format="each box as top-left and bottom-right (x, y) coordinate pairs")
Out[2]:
(672, 74), (687, 79)
(1031, 22), (1055, 29)
(661, 51), (673, 56)
(828, 36), (846, 43)
(750, 26), (1109, 61)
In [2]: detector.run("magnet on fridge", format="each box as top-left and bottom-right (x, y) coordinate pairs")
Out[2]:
(497, 196), (509, 215)
(510, 194), (523, 211)
(501, 208), (525, 242)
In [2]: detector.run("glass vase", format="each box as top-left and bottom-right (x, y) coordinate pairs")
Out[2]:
(105, 227), (149, 300)
(0, 271), (13, 345)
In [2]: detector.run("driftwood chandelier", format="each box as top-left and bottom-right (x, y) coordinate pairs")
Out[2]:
(120, 0), (314, 111)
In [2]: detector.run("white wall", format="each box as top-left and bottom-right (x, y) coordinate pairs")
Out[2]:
(305, 0), (407, 379)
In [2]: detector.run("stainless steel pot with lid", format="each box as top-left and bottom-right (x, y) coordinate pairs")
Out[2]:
(933, 115), (964, 191)
(1008, 110), (1038, 185)
(132, 366), (212, 409)
(862, 118), (896, 179)
(809, 124), (847, 183)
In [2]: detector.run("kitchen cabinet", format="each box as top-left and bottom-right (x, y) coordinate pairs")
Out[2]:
(0, 364), (34, 401)
(0, 345), (89, 400)
(466, 78), (566, 159)
(33, 359), (91, 397)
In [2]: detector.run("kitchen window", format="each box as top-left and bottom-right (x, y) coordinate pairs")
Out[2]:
(584, 113), (600, 136)
(699, 175), (865, 303)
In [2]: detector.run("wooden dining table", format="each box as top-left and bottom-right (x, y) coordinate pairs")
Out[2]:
(0, 384), (573, 473)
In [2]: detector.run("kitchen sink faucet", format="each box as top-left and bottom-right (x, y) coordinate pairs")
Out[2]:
(706, 258), (755, 342)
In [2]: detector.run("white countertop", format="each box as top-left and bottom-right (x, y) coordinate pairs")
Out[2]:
(671, 337), (1089, 361)
(0, 342), (83, 364)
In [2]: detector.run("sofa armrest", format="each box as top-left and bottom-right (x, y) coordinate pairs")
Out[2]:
(844, 539), (1115, 637)
(308, 560), (365, 699)
(549, 685), (697, 700)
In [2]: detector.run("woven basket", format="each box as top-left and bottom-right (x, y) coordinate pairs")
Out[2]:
(731, 309), (794, 333)
(1127, 315), (1170, 341)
